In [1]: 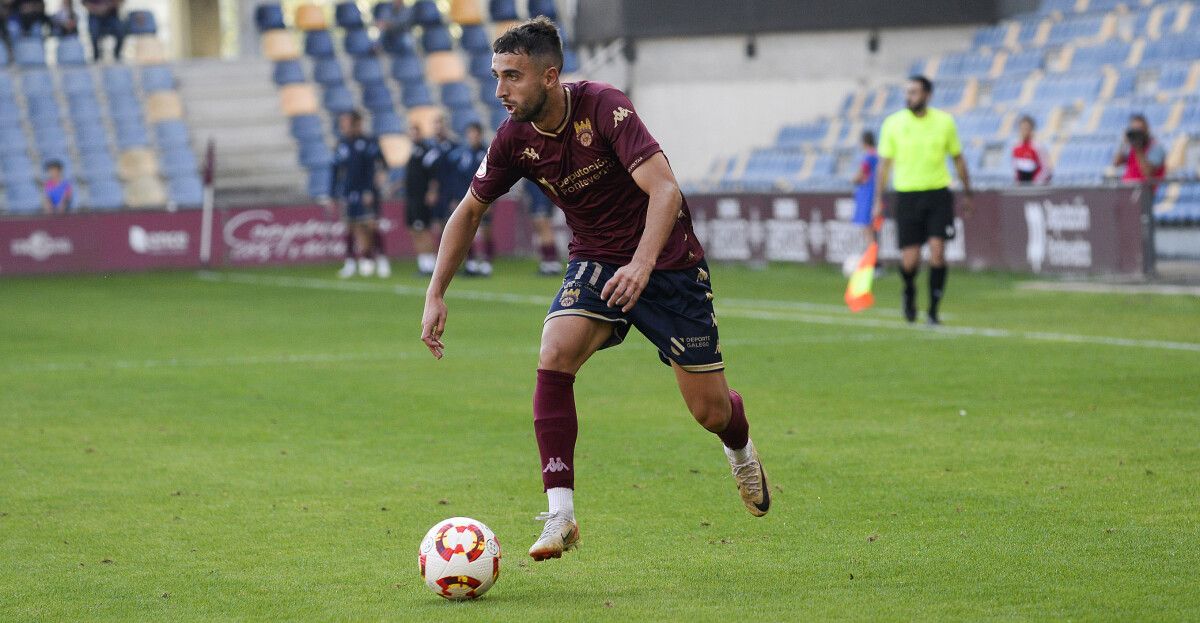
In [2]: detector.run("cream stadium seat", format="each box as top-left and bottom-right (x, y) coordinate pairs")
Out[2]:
(450, 0), (485, 25)
(379, 133), (414, 168)
(261, 29), (300, 61)
(146, 91), (184, 123)
(425, 51), (467, 85)
(492, 20), (522, 36)
(131, 35), (167, 64)
(279, 83), (320, 116)
(124, 175), (168, 208)
(294, 4), (328, 31)
(408, 106), (443, 137)
(118, 148), (160, 180)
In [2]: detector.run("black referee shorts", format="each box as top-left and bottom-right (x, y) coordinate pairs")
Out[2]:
(895, 187), (956, 248)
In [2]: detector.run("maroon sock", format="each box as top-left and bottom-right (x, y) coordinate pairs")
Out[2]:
(539, 242), (558, 262)
(483, 236), (494, 261)
(372, 229), (386, 255)
(345, 231), (356, 260)
(534, 369), (577, 490)
(718, 389), (750, 451)
(469, 235), (485, 261)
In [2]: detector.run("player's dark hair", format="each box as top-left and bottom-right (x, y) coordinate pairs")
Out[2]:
(492, 16), (564, 71)
(861, 130), (876, 147)
(1018, 114), (1036, 129)
(342, 110), (363, 123)
(1129, 113), (1148, 126)
(45, 159), (63, 171)
(908, 74), (933, 94)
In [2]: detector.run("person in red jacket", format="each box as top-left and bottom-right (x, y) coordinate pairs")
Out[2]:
(1011, 115), (1051, 184)
(1113, 114), (1166, 184)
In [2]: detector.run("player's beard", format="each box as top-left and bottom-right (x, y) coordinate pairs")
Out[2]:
(907, 99), (927, 114)
(511, 88), (549, 123)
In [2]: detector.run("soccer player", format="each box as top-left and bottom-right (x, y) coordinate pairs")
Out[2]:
(1012, 115), (1051, 184)
(850, 130), (879, 250)
(330, 111), (391, 278)
(872, 75), (973, 325)
(525, 179), (563, 275)
(405, 124), (440, 275)
(447, 122), (493, 277)
(419, 17), (770, 561)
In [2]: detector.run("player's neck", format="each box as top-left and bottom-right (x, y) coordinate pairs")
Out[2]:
(532, 85), (569, 135)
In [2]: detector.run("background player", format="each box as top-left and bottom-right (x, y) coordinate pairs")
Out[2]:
(419, 17), (770, 562)
(850, 130), (879, 253)
(447, 122), (493, 277)
(872, 75), (972, 325)
(404, 124), (440, 275)
(524, 179), (563, 276)
(329, 110), (390, 278)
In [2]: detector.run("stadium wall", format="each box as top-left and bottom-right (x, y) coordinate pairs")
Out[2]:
(622, 27), (978, 181)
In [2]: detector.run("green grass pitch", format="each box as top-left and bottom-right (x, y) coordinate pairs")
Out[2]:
(2, 261), (1198, 621)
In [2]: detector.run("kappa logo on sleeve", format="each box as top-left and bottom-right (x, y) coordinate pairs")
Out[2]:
(612, 106), (633, 126)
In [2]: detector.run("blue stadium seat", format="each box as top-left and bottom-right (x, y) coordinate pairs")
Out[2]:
(335, 2), (365, 28)
(362, 83), (395, 113)
(971, 23), (1008, 49)
(1038, 0), (1075, 15)
(169, 176), (205, 205)
(102, 65), (135, 92)
(372, 2), (396, 24)
(290, 114), (326, 140)
(775, 121), (828, 149)
(22, 70), (54, 97)
(305, 30), (335, 58)
(372, 111), (406, 135)
(255, 3), (286, 31)
(0, 128), (29, 156)
(381, 29), (416, 56)
(401, 83), (434, 107)
(5, 182), (44, 214)
(299, 138), (333, 168)
(476, 74), (498, 101)
(0, 73), (12, 97)
(391, 56), (425, 85)
(85, 179), (125, 211)
(421, 25), (453, 52)
(343, 28), (374, 56)
(80, 151), (117, 177)
(412, 0), (442, 26)
(141, 65), (176, 92)
(469, 53), (494, 80)
(1014, 16), (1043, 48)
(126, 10), (158, 35)
(272, 59), (306, 85)
(1142, 34), (1200, 65)
(27, 95), (61, 122)
(441, 82), (474, 109)
(313, 57), (345, 86)
(322, 85), (356, 113)
(1046, 13), (1106, 47)
(74, 125), (110, 152)
(155, 120), (191, 148)
(489, 0), (518, 21)
(61, 68), (95, 96)
(529, 0), (558, 19)
(489, 103), (509, 129)
(563, 47), (580, 74)
(0, 40), (8, 66)
(107, 96), (144, 122)
(1069, 40), (1131, 70)
(307, 165), (333, 198)
(461, 25), (491, 54)
(15, 37), (46, 67)
(56, 36), (88, 65)
(937, 52), (993, 79)
(1002, 49), (1043, 75)
(353, 57), (385, 84)
(1179, 103), (1200, 133)
(1033, 74), (1102, 104)
(115, 121), (150, 149)
(450, 107), (482, 136)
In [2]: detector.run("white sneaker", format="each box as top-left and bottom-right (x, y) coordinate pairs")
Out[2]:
(727, 438), (770, 517)
(376, 256), (391, 278)
(357, 258), (375, 277)
(527, 511), (580, 561)
(337, 258), (356, 279)
(538, 260), (562, 276)
(477, 260), (493, 277)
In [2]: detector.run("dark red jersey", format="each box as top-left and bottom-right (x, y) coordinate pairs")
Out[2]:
(470, 81), (703, 269)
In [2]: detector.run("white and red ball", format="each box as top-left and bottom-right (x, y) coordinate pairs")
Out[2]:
(418, 517), (501, 600)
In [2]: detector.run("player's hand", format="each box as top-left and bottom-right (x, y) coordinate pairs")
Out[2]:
(960, 192), (974, 217)
(420, 296), (448, 359)
(871, 197), (884, 220)
(602, 258), (653, 312)
(362, 191), (374, 207)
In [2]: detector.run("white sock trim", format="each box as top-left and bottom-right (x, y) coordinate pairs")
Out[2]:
(724, 438), (754, 465)
(547, 487), (574, 518)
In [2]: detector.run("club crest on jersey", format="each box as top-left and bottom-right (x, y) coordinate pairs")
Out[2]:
(612, 106), (633, 126)
(574, 118), (594, 147)
(558, 288), (580, 307)
(520, 147), (541, 161)
(475, 149), (488, 178)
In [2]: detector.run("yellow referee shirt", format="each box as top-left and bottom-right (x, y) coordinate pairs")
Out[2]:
(878, 107), (962, 192)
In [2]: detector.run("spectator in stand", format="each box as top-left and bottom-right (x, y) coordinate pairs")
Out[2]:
(1112, 114), (1165, 184)
(50, 0), (78, 36)
(1011, 115), (1051, 184)
(82, 0), (123, 61)
(13, 0), (50, 36)
(42, 160), (73, 214)
(850, 130), (880, 251)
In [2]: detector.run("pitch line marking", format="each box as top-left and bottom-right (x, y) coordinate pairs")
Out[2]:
(195, 272), (1200, 354)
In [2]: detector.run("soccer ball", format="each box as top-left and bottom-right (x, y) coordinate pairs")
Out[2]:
(418, 517), (501, 600)
(842, 253), (861, 278)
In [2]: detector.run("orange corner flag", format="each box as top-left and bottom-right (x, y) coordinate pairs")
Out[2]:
(844, 217), (883, 313)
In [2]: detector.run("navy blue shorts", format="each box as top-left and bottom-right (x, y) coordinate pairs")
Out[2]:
(546, 259), (724, 373)
(344, 190), (378, 223)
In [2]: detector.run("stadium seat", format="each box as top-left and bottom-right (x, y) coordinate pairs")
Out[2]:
(289, 114), (326, 140)
(279, 83), (320, 116)
(425, 51), (466, 84)
(379, 133), (413, 167)
(146, 91), (185, 123)
(372, 111), (407, 135)
(81, 151), (118, 177)
(262, 30), (301, 61)
(74, 125), (110, 153)
(21, 70), (54, 98)
(469, 53), (494, 80)
(353, 57), (386, 84)
(5, 182), (44, 214)
(255, 3), (286, 31)
(294, 3), (327, 31)
(125, 175), (168, 208)
(412, 0), (443, 26)
(56, 36), (88, 65)
(408, 105), (442, 136)
(362, 83), (396, 113)
(27, 95), (61, 122)
(15, 37), (45, 67)
(0, 41), (8, 66)
(322, 85), (356, 114)
(391, 56), (425, 85)
(304, 30), (335, 58)
(155, 120), (191, 148)
(168, 175), (205, 205)
(115, 121), (151, 149)
(1, 154), (36, 184)
(160, 146), (198, 177)
(141, 65), (176, 92)
(312, 57), (345, 85)
(372, 2), (396, 25)
(489, 0), (519, 22)
(131, 35), (168, 64)
(127, 10), (158, 35)
(299, 138), (333, 168)
(450, 107), (482, 136)
(334, 2), (365, 28)
(460, 25), (491, 54)
(381, 29), (417, 57)
(61, 68), (95, 96)
(421, 25), (453, 53)
(273, 59), (306, 85)
(528, 0), (558, 20)
(306, 165), (332, 197)
(107, 95), (145, 122)
(102, 65), (135, 92)
(563, 48), (580, 74)
(343, 28), (374, 56)
(401, 83), (434, 108)
(440, 82), (475, 109)
(118, 148), (160, 179)
(449, 1), (483, 25)
(85, 178), (126, 211)
(1067, 40), (1132, 70)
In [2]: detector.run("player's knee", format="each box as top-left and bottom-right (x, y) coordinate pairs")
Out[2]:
(538, 342), (581, 374)
(690, 394), (732, 431)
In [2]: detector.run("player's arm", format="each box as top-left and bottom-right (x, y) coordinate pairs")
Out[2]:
(952, 153), (973, 215)
(871, 157), (892, 219)
(601, 152), (680, 313)
(420, 192), (490, 359)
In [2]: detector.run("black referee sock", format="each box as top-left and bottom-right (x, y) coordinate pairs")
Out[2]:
(929, 266), (947, 318)
(900, 267), (917, 321)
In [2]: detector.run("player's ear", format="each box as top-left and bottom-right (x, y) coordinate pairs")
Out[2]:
(542, 62), (559, 87)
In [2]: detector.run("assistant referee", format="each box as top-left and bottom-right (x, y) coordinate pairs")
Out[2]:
(872, 75), (973, 325)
